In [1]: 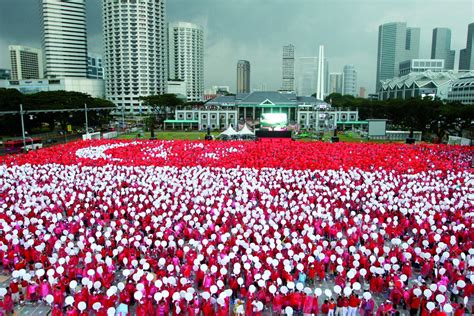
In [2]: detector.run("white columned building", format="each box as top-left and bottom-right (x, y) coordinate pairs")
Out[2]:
(103, 0), (167, 114)
(41, 0), (88, 78)
(168, 22), (204, 102)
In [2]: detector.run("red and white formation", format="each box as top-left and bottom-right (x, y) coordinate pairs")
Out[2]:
(0, 140), (472, 315)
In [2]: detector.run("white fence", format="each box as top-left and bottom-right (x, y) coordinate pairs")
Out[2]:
(82, 131), (119, 141)
(370, 131), (422, 141)
(448, 136), (472, 146)
(82, 132), (101, 141)
(24, 143), (43, 151)
(102, 131), (118, 139)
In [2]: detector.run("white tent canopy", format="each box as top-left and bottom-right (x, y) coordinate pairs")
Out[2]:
(220, 125), (238, 137)
(237, 124), (254, 136)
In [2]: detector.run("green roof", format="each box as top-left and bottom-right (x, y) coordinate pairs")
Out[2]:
(164, 120), (199, 123)
(336, 121), (368, 124)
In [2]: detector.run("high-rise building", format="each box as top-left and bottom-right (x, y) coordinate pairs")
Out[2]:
(328, 73), (343, 94)
(237, 60), (250, 94)
(343, 65), (357, 96)
(296, 57), (329, 97)
(459, 23), (474, 71)
(282, 44), (295, 91)
(41, 0), (88, 78)
(103, 0), (167, 113)
(87, 53), (104, 80)
(431, 28), (455, 70)
(297, 57), (317, 96)
(9, 45), (43, 80)
(376, 22), (420, 91)
(359, 87), (366, 98)
(168, 22), (204, 102)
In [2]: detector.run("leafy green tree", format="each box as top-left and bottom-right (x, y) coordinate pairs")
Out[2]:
(25, 91), (114, 130)
(139, 94), (185, 138)
(0, 89), (114, 136)
(0, 89), (26, 136)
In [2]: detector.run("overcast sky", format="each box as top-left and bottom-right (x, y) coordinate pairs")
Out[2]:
(0, 0), (472, 93)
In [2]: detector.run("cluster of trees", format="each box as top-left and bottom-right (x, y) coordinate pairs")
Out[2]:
(0, 89), (114, 136)
(323, 93), (474, 140)
(140, 94), (185, 138)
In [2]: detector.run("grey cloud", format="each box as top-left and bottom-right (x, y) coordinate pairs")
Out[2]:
(1, 0), (472, 93)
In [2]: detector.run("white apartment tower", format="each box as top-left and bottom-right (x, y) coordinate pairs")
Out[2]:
(41, 0), (88, 78)
(282, 44), (295, 91)
(103, 0), (167, 113)
(168, 22), (204, 102)
(9, 45), (44, 80)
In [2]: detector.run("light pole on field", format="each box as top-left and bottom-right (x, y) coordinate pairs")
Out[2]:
(20, 104), (26, 150)
(84, 103), (89, 136)
(121, 105), (125, 133)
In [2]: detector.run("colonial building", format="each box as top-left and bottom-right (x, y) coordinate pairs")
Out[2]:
(165, 91), (359, 132)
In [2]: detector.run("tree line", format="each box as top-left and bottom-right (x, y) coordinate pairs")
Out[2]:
(322, 93), (474, 140)
(0, 89), (114, 136)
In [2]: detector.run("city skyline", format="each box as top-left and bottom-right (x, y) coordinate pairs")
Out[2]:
(0, 0), (472, 93)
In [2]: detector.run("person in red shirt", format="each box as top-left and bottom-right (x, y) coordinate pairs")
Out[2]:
(9, 280), (20, 304)
(1, 292), (14, 315)
(342, 295), (349, 316)
(328, 298), (336, 316)
(454, 303), (465, 316)
(336, 295), (344, 316)
(321, 299), (330, 315)
(410, 294), (421, 316)
(348, 294), (360, 316)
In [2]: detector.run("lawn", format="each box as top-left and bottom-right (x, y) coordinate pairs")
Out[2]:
(120, 130), (402, 143)
(120, 131), (220, 140)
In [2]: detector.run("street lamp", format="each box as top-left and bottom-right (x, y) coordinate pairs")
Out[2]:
(20, 104), (26, 150)
(121, 105), (125, 133)
(25, 132), (34, 150)
(84, 103), (89, 137)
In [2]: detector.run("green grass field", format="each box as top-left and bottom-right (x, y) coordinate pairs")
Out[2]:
(119, 130), (403, 143)
(120, 131), (219, 140)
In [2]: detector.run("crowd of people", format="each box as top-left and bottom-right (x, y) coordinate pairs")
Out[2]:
(0, 139), (472, 315)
